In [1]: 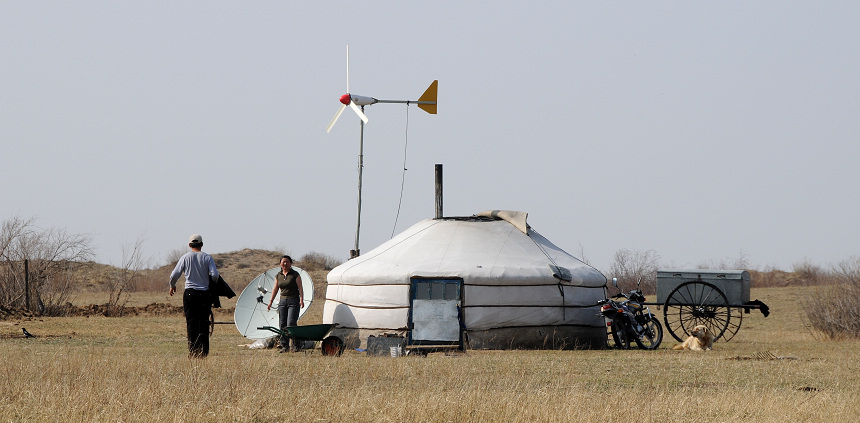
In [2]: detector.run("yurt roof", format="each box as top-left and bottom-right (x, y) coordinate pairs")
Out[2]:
(327, 210), (605, 287)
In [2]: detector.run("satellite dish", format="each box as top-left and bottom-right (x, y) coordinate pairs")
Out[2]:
(234, 267), (314, 339)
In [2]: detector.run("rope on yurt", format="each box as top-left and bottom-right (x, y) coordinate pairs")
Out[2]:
(391, 103), (411, 238)
(529, 227), (567, 321)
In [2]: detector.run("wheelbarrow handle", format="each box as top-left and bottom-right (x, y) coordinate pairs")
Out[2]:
(257, 326), (288, 337)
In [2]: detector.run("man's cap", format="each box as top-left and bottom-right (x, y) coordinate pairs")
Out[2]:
(189, 234), (203, 244)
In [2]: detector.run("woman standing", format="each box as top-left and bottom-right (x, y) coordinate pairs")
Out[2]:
(267, 255), (305, 352)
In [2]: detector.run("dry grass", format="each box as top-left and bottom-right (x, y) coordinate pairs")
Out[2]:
(1, 286), (859, 422)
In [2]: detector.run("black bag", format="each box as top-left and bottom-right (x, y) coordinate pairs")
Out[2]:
(209, 275), (236, 308)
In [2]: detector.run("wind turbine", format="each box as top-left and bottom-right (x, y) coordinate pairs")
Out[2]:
(326, 45), (437, 258)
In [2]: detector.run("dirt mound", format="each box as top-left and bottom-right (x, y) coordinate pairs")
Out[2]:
(68, 303), (187, 317)
(0, 304), (40, 320)
(0, 303), (237, 318)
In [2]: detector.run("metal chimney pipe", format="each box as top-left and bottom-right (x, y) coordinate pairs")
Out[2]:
(435, 164), (443, 219)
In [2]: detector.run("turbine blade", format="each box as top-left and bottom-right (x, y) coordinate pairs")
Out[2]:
(350, 101), (369, 124)
(326, 104), (346, 133)
(346, 45), (350, 93)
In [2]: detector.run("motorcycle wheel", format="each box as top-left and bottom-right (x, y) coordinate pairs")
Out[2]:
(610, 315), (631, 349)
(634, 316), (663, 350)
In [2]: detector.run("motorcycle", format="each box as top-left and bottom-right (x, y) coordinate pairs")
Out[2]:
(597, 278), (663, 350)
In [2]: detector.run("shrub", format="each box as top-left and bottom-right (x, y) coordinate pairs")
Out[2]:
(0, 216), (93, 314)
(297, 252), (343, 271)
(607, 248), (660, 295)
(163, 249), (185, 268)
(802, 257), (860, 339)
(792, 260), (830, 286)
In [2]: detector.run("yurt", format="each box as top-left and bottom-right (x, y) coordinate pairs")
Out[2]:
(323, 210), (608, 349)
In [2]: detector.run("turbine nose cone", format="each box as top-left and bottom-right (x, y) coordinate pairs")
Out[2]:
(339, 94), (351, 105)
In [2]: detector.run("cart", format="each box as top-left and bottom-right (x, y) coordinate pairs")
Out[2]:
(258, 323), (345, 356)
(648, 269), (770, 343)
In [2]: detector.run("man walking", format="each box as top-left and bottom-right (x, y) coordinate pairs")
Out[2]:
(169, 234), (219, 358)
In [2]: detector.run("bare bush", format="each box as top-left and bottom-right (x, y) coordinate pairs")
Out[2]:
(297, 251), (343, 271)
(802, 257), (860, 339)
(0, 216), (93, 315)
(695, 251), (750, 271)
(573, 244), (591, 266)
(164, 248), (185, 268)
(134, 268), (171, 292)
(104, 236), (148, 316)
(791, 260), (831, 286)
(607, 248), (660, 295)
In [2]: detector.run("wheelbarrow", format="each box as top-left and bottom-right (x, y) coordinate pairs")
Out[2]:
(257, 323), (344, 356)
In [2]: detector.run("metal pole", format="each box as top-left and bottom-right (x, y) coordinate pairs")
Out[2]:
(352, 107), (365, 258)
(435, 164), (443, 219)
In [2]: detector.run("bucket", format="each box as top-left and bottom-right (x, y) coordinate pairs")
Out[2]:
(389, 346), (402, 357)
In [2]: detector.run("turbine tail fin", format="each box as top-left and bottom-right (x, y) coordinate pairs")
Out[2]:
(417, 80), (438, 114)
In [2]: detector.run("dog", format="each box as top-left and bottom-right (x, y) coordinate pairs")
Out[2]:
(672, 325), (714, 351)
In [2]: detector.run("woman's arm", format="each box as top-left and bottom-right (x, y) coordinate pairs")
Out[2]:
(268, 284), (279, 311)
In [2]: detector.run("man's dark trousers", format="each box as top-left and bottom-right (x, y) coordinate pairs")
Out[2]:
(183, 288), (211, 358)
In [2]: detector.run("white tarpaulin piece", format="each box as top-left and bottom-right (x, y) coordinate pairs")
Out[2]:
(476, 210), (528, 234)
(323, 212), (607, 348)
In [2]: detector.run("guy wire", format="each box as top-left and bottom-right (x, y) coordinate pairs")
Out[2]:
(391, 103), (410, 238)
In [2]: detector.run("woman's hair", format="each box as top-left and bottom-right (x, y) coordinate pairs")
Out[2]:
(281, 255), (292, 263)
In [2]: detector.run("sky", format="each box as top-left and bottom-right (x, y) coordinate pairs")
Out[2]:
(2, 2), (858, 274)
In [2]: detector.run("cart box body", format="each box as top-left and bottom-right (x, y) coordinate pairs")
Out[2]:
(656, 269), (750, 305)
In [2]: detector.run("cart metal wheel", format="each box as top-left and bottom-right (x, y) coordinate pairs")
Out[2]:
(321, 335), (345, 356)
(721, 306), (744, 342)
(663, 281), (731, 342)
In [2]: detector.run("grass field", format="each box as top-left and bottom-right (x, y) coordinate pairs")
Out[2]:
(1, 286), (858, 422)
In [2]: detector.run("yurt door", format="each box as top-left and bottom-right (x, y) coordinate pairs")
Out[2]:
(409, 278), (462, 343)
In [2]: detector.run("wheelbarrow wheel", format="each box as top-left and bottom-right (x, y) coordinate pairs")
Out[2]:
(321, 336), (344, 356)
(208, 310), (215, 337)
(663, 281), (731, 343)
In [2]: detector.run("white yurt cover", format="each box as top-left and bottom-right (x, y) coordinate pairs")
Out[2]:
(323, 211), (608, 349)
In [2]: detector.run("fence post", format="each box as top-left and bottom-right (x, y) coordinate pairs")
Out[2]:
(24, 259), (30, 311)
